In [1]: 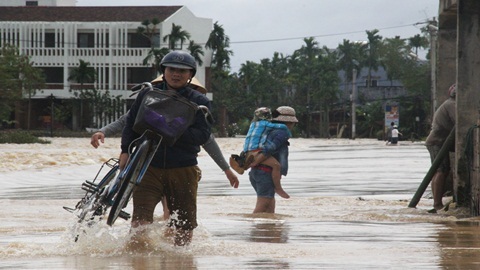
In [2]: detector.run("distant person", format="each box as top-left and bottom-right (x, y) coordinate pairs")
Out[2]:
(248, 106), (298, 213)
(386, 121), (395, 145)
(390, 125), (402, 145)
(425, 83), (456, 213)
(230, 107), (290, 198)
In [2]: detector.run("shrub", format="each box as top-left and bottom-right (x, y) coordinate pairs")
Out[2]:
(0, 130), (51, 144)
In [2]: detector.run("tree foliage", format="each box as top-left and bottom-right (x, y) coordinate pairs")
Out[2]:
(0, 44), (45, 125)
(163, 23), (191, 50)
(204, 23), (431, 139)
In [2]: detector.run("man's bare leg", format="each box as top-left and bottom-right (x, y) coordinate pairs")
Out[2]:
(253, 197), (276, 213)
(431, 171), (447, 210)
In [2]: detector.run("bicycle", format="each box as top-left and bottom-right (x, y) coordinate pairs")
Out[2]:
(106, 82), (212, 226)
(66, 82), (211, 235)
(63, 158), (130, 241)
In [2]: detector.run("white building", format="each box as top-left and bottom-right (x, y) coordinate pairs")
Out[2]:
(0, 1), (213, 130)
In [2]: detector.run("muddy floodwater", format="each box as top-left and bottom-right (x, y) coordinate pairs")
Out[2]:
(1, 137), (480, 269)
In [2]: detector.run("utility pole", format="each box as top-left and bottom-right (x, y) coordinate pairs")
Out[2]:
(428, 18), (438, 118)
(50, 94), (55, 137)
(351, 69), (357, 140)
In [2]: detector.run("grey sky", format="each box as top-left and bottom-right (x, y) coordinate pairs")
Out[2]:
(76, 0), (438, 72)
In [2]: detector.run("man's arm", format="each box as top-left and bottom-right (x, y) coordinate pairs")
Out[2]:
(100, 114), (127, 136)
(202, 134), (230, 171)
(202, 134), (239, 188)
(91, 114), (127, 148)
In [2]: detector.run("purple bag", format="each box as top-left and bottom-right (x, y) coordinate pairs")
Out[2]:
(133, 89), (198, 146)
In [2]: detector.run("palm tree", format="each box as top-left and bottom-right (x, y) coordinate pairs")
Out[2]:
(68, 59), (97, 129)
(137, 18), (165, 77)
(408, 34), (428, 57)
(206, 21), (233, 71)
(143, 47), (170, 77)
(205, 21), (234, 136)
(363, 29), (383, 98)
(187, 40), (204, 66)
(293, 37), (321, 136)
(337, 39), (364, 87)
(137, 18), (160, 48)
(380, 37), (409, 86)
(163, 23), (191, 50)
(68, 59), (96, 88)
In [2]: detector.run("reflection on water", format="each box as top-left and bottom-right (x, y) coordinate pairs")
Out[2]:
(249, 219), (289, 243)
(437, 221), (480, 269)
(3, 138), (480, 268)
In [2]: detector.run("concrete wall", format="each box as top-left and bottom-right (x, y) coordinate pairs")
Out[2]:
(457, 0), (480, 207)
(438, 0), (480, 210)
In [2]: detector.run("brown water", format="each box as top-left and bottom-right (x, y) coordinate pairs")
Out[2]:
(1, 138), (480, 269)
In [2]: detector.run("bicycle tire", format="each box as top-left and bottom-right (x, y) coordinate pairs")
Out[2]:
(107, 139), (151, 226)
(77, 163), (119, 223)
(70, 160), (119, 242)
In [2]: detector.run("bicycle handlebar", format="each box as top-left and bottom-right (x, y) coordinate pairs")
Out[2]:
(131, 82), (153, 92)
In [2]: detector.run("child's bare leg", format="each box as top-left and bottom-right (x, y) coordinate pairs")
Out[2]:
(261, 157), (289, 199)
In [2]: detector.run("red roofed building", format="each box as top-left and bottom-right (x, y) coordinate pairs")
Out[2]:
(0, 0), (212, 130)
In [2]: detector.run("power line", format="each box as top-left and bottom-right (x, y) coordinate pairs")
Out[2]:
(230, 21), (431, 45)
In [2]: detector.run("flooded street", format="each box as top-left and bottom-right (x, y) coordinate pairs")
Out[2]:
(1, 137), (480, 269)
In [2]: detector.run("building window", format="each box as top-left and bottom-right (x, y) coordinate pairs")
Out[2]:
(41, 67), (63, 83)
(78, 33), (94, 48)
(45, 33), (55, 48)
(45, 33), (64, 48)
(128, 33), (150, 48)
(26, 1), (38, 6)
(127, 67), (153, 83)
(365, 79), (378, 87)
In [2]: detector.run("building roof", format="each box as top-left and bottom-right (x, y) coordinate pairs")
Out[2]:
(0, 6), (183, 22)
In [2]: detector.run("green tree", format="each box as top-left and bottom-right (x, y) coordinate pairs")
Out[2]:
(365, 29), (383, 91)
(163, 23), (191, 50)
(187, 40), (204, 67)
(143, 47), (170, 78)
(337, 39), (364, 88)
(380, 37), (410, 86)
(0, 44), (45, 128)
(336, 39), (365, 127)
(291, 37), (322, 137)
(0, 45), (22, 123)
(137, 18), (160, 46)
(19, 54), (45, 129)
(206, 21), (233, 71)
(408, 34), (429, 57)
(137, 18), (165, 78)
(68, 59), (96, 88)
(68, 59), (97, 130)
(78, 88), (125, 128)
(205, 21), (234, 136)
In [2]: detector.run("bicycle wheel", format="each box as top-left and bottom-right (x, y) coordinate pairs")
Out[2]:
(72, 159), (119, 223)
(107, 139), (152, 226)
(68, 159), (119, 242)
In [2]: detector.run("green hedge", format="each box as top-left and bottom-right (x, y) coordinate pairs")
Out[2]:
(0, 130), (51, 144)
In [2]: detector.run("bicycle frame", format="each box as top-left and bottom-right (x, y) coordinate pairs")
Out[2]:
(107, 129), (162, 226)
